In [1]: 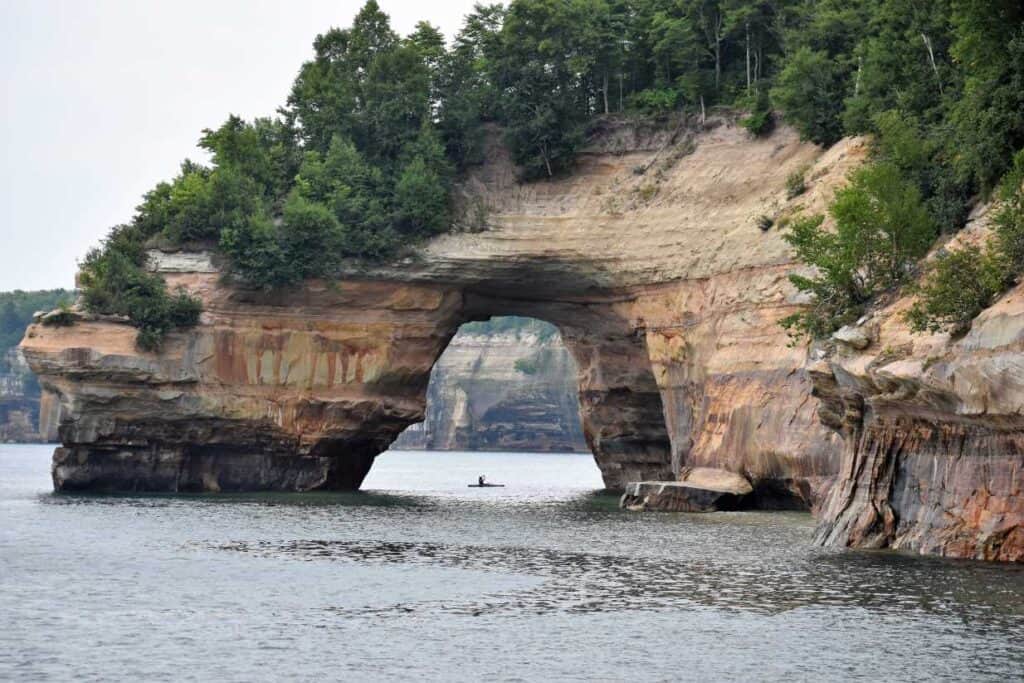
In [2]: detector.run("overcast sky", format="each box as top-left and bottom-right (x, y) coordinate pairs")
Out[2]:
(0, 0), (481, 291)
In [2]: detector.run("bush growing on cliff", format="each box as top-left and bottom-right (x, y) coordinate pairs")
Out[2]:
(78, 226), (202, 351)
(904, 245), (1003, 335)
(992, 150), (1024, 270)
(785, 168), (807, 199)
(906, 149), (1024, 334)
(781, 162), (936, 339)
(741, 89), (774, 137)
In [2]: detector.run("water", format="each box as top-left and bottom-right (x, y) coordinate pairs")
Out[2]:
(2, 444), (1023, 682)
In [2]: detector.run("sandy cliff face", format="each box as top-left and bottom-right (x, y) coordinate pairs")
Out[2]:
(811, 207), (1024, 561)
(392, 320), (587, 452)
(22, 116), (847, 502)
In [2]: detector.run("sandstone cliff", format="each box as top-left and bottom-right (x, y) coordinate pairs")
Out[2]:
(22, 116), (848, 504)
(392, 317), (587, 452)
(810, 205), (1024, 561)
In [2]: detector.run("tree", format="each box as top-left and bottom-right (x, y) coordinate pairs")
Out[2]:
(905, 245), (1003, 335)
(219, 213), (288, 289)
(199, 115), (301, 204)
(279, 195), (345, 280)
(436, 4), (506, 167)
(78, 225), (202, 350)
(494, 0), (594, 177)
(781, 162), (936, 338)
(948, 0), (1024, 191)
(293, 135), (393, 256)
(0, 290), (72, 371)
(830, 162), (936, 289)
(772, 47), (844, 145)
(906, 149), (1024, 335)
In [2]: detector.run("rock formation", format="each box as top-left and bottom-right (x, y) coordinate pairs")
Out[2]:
(621, 467), (755, 512)
(391, 317), (588, 452)
(22, 118), (847, 503)
(0, 347), (58, 443)
(811, 206), (1024, 562)
(20, 116), (1024, 561)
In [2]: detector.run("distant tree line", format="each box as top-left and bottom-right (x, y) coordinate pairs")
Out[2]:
(77, 0), (1024, 347)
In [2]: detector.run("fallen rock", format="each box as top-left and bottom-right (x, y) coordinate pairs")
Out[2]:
(832, 325), (871, 350)
(620, 468), (753, 512)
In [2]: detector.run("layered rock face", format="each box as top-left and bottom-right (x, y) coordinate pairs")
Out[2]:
(812, 207), (1024, 561)
(22, 116), (845, 501)
(392, 318), (587, 452)
(1, 347), (58, 443)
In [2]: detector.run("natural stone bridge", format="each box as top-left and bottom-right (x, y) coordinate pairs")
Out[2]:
(22, 119), (1023, 560)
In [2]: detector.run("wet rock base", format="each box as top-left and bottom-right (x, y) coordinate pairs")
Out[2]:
(51, 446), (376, 493)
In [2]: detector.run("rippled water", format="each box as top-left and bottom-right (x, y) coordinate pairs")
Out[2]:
(2, 444), (1023, 682)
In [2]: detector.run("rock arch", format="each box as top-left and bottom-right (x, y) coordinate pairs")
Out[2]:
(23, 119), (846, 502)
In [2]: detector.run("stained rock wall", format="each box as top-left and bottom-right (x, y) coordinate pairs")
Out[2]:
(811, 206), (1024, 561)
(22, 116), (845, 503)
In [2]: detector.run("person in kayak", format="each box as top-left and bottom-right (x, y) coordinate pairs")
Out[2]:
(478, 475), (486, 486)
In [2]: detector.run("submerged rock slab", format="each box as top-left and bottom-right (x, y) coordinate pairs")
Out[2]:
(620, 468), (754, 512)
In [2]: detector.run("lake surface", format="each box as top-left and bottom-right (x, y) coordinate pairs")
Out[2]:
(2, 444), (1023, 682)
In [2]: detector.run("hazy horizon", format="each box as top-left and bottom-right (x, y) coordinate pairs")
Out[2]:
(0, 0), (480, 291)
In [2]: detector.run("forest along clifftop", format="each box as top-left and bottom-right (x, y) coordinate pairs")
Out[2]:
(24, 117), (1022, 560)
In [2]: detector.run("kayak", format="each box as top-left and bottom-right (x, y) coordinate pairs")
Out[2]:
(467, 483), (506, 487)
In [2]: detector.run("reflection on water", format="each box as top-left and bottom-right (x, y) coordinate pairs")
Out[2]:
(2, 445), (1023, 682)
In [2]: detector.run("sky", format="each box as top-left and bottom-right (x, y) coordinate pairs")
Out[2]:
(0, 0), (482, 291)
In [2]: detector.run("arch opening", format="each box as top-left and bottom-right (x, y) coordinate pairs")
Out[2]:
(340, 284), (678, 493)
(392, 316), (589, 455)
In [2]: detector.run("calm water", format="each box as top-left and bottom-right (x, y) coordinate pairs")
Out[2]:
(2, 444), (1023, 682)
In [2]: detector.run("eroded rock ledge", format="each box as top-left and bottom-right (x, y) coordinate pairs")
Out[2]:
(811, 207), (1024, 562)
(24, 119), (846, 508)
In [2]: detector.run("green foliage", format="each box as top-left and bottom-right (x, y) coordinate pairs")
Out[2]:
(872, 109), (970, 231)
(948, 1), (1024, 192)
(907, 150), (1024, 335)
(78, 0), (1024, 349)
(78, 225), (202, 350)
(0, 290), (72, 370)
(781, 162), (936, 339)
(772, 48), (844, 145)
(628, 89), (681, 116)
(199, 115), (301, 204)
(279, 195), (345, 281)
(905, 245), (1003, 335)
(992, 150), (1024, 271)
(741, 95), (774, 137)
(134, 162), (265, 244)
(40, 303), (76, 327)
(830, 162), (936, 289)
(219, 214), (289, 289)
(394, 157), (449, 236)
(785, 168), (806, 199)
